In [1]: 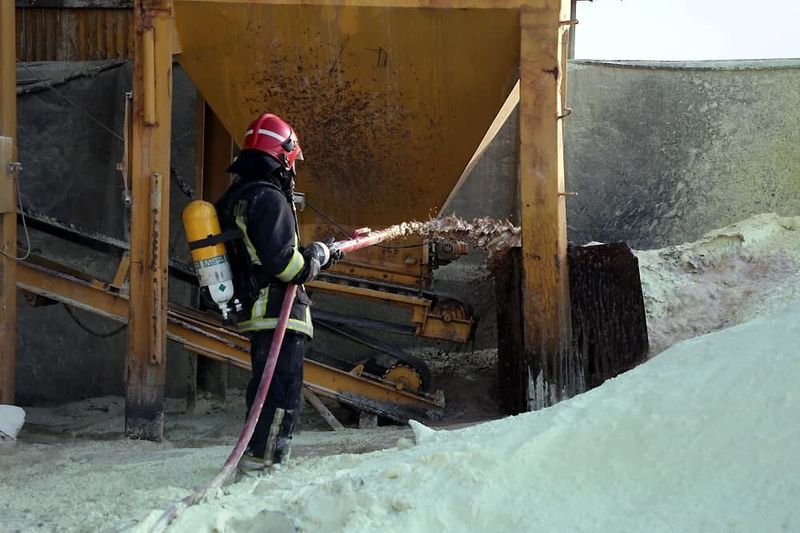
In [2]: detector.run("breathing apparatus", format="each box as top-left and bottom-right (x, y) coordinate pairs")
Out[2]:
(181, 200), (242, 322)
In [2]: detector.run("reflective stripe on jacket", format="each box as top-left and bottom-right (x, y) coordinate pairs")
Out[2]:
(217, 180), (313, 338)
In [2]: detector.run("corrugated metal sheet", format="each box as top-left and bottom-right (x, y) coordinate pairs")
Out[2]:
(16, 8), (133, 61)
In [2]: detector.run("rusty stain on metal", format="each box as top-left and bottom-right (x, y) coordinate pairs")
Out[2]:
(174, 2), (520, 228)
(148, 171), (161, 272)
(240, 55), (414, 217)
(148, 170), (163, 365)
(543, 64), (560, 80)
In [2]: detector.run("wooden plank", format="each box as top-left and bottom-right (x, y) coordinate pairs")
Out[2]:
(0, 141), (16, 405)
(110, 252), (130, 289)
(175, 0), (555, 9)
(16, 7), (133, 61)
(0, 2), (17, 405)
(302, 388), (345, 431)
(15, 1), (132, 8)
(125, 0), (173, 440)
(517, 1), (572, 410)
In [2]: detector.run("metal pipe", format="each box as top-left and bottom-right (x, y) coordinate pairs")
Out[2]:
(569, 0), (577, 59)
(331, 226), (405, 255)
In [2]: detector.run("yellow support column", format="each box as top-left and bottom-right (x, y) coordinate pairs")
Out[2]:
(518, 0), (572, 409)
(0, 0), (17, 404)
(126, 0), (174, 439)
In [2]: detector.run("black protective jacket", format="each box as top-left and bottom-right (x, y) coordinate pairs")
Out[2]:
(216, 178), (314, 338)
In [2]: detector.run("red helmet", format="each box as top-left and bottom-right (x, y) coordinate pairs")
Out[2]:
(241, 113), (303, 172)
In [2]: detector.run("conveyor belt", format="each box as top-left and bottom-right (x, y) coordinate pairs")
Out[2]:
(17, 256), (444, 422)
(21, 209), (474, 342)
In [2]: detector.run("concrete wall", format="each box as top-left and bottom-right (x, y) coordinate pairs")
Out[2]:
(564, 60), (800, 249)
(448, 59), (800, 250)
(433, 59), (800, 348)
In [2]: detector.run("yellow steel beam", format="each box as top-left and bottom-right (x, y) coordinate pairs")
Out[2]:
(126, 0), (174, 440)
(307, 279), (473, 343)
(178, 0), (556, 8)
(17, 258), (444, 419)
(518, 0), (572, 408)
(0, 1), (17, 404)
(324, 249), (428, 290)
(308, 280), (430, 306)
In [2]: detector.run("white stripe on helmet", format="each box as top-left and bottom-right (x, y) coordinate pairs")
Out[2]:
(244, 128), (287, 143)
(257, 128), (288, 142)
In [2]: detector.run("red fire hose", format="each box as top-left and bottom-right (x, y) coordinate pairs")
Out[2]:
(329, 225), (405, 255)
(152, 283), (297, 531)
(152, 227), (402, 531)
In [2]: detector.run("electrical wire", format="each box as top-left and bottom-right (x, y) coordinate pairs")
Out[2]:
(62, 304), (127, 338)
(304, 199), (351, 237)
(0, 168), (32, 261)
(16, 60), (124, 142)
(171, 165), (194, 198)
(18, 61), (196, 148)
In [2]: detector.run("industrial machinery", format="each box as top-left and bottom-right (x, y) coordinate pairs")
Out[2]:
(4, 0), (639, 441)
(15, 209), (446, 423)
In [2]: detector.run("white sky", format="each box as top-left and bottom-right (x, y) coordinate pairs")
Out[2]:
(574, 0), (800, 61)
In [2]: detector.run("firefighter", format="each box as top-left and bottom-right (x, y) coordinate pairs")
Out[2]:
(215, 113), (340, 471)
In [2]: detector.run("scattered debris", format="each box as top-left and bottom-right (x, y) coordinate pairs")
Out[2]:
(379, 215), (521, 260)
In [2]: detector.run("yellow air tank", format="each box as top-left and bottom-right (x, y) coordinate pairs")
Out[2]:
(182, 200), (238, 321)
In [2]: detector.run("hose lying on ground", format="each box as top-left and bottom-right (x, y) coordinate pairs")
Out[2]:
(151, 284), (298, 532)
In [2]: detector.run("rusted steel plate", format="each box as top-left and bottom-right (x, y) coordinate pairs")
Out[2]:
(174, 2), (519, 227)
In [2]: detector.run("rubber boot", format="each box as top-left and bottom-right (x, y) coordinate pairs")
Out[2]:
(265, 408), (297, 467)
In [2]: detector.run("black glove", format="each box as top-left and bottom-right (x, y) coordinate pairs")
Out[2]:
(323, 237), (344, 270)
(292, 250), (321, 284)
(304, 239), (344, 271)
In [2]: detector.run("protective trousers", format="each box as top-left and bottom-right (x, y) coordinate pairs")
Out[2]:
(246, 329), (305, 461)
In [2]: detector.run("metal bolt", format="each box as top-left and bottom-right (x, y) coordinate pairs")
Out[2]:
(7, 162), (22, 175)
